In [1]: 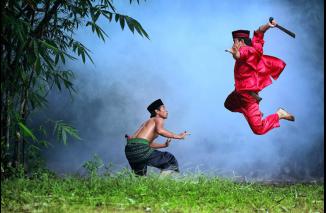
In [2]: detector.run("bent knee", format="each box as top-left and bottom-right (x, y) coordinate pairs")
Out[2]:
(165, 152), (177, 162)
(252, 130), (265, 135)
(250, 126), (266, 135)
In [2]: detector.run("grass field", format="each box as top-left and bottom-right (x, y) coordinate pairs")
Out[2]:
(1, 171), (324, 213)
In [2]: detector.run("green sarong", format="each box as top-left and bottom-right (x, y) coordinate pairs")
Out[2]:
(125, 138), (154, 163)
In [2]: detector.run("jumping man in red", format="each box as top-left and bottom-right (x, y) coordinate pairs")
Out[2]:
(225, 19), (295, 135)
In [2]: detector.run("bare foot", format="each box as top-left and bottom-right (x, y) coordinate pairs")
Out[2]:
(276, 108), (295, 121)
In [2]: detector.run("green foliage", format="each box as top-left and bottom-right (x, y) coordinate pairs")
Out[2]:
(53, 120), (81, 145)
(103, 162), (115, 177)
(18, 122), (37, 142)
(82, 154), (104, 177)
(1, 172), (324, 212)
(8, 164), (25, 179)
(1, 0), (149, 176)
(26, 143), (48, 177)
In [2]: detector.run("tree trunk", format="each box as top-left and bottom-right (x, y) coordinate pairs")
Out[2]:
(5, 94), (10, 155)
(20, 95), (29, 168)
(13, 131), (21, 168)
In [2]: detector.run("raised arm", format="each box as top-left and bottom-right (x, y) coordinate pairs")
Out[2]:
(257, 19), (277, 33)
(154, 118), (188, 139)
(251, 19), (278, 55)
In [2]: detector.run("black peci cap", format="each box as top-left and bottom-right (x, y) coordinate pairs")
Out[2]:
(147, 99), (164, 113)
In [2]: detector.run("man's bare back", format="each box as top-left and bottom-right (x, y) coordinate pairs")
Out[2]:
(131, 118), (158, 142)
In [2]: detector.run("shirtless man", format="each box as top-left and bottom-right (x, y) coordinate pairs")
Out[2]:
(125, 99), (189, 176)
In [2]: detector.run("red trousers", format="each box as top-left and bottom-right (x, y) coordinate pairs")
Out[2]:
(224, 90), (280, 135)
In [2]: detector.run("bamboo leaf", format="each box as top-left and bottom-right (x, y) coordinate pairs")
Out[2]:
(84, 49), (94, 64)
(133, 19), (149, 39)
(134, 23), (143, 37)
(40, 53), (55, 71)
(126, 17), (135, 33)
(18, 122), (37, 141)
(125, 17), (149, 39)
(139, 26), (149, 39)
(63, 52), (77, 61)
(94, 10), (101, 22)
(60, 52), (66, 64)
(89, 2), (95, 20)
(62, 129), (67, 145)
(39, 40), (59, 53)
(81, 50), (86, 63)
(115, 14), (120, 22)
(54, 75), (62, 90)
(64, 125), (81, 140)
(97, 26), (108, 41)
(53, 121), (81, 144)
(119, 15), (125, 30)
(102, 10), (113, 21)
(55, 53), (60, 65)
(34, 55), (41, 74)
(30, 92), (48, 109)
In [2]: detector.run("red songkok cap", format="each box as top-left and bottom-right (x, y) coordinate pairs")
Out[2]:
(232, 30), (250, 39)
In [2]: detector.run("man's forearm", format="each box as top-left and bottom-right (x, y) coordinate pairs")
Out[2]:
(149, 142), (166, 149)
(157, 129), (181, 139)
(257, 23), (271, 33)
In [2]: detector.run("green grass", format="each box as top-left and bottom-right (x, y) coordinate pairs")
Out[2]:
(1, 171), (324, 213)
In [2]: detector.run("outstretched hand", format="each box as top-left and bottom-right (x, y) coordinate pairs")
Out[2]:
(179, 131), (191, 139)
(165, 138), (172, 147)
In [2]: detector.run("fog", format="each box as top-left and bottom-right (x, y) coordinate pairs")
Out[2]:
(32, 0), (323, 181)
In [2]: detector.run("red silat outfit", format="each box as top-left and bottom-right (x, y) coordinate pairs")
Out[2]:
(224, 31), (286, 135)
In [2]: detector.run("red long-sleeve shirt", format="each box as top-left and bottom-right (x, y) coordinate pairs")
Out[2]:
(234, 31), (286, 92)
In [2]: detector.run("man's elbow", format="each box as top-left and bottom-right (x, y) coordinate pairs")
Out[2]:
(156, 129), (165, 135)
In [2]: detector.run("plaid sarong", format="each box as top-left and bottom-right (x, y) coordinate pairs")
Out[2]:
(125, 138), (154, 163)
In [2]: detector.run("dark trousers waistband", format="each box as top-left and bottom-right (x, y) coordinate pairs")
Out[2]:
(248, 91), (262, 102)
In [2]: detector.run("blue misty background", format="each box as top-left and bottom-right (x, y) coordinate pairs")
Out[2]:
(32, 0), (324, 180)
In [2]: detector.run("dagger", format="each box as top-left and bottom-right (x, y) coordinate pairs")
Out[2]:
(269, 17), (295, 38)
